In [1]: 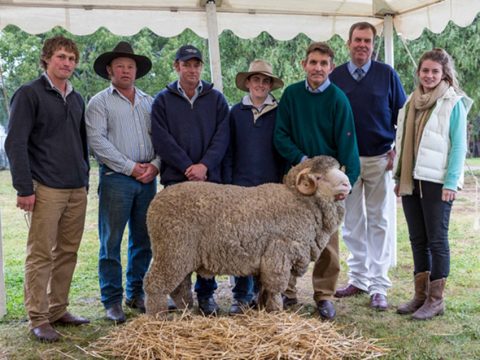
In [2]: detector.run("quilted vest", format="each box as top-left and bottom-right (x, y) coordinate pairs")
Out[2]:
(395, 87), (472, 189)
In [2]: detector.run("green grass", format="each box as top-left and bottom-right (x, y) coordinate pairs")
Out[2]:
(0, 163), (480, 359)
(465, 157), (480, 167)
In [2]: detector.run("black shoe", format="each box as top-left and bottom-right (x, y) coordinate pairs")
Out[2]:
(106, 303), (126, 323)
(125, 297), (146, 313)
(167, 297), (178, 311)
(282, 295), (298, 309)
(198, 297), (219, 316)
(316, 300), (336, 320)
(229, 300), (255, 316)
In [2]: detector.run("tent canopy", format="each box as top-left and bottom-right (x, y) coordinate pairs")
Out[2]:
(1, 0), (479, 40)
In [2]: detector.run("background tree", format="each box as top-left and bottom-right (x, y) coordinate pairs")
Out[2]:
(1, 15), (479, 154)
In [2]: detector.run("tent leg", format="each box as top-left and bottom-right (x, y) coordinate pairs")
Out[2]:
(205, 0), (223, 93)
(0, 209), (6, 319)
(383, 14), (394, 67)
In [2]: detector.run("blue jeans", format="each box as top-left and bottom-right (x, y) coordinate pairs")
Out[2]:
(98, 165), (156, 308)
(232, 276), (258, 303)
(402, 180), (452, 280)
(194, 276), (218, 300)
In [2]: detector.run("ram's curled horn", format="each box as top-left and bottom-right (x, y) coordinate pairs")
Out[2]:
(295, 167), (317, 196)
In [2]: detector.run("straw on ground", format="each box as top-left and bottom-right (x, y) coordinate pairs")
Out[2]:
(85, 310), (388, 359)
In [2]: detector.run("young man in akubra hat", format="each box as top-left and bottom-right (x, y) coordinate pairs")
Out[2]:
(86, 41), (160, 323)
(222, 59), (286, 315)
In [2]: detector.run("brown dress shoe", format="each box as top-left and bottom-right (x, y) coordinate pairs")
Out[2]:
(106, 303), (126, 323)
(31, 323), (60, 342)
(52, 311), (90, 326)
(334, 284), (366, 298)
(370, 293), (388, 311)
(316, 300), (336, 320)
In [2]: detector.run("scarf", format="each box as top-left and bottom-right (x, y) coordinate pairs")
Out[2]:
(398, 80), (450, 195)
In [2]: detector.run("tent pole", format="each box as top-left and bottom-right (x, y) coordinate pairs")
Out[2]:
(205, 0), (223, 93)
(383, 14), (394, 67)
(0, 210), (6, 319)
(383, 14), (397, 267)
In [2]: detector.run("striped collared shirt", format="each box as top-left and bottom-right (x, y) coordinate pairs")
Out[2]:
(85, 84), (160, 176)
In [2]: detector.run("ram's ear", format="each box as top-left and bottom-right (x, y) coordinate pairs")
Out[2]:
(295, 168), (317, 195)
(340, 165), (346, 173)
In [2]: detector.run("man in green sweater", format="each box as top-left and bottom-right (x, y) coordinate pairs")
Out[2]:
(274, 42), (360, 320)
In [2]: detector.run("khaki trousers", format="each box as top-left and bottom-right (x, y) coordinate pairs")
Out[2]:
(284, 231), (340, 302)
(24, 183), (87, 329)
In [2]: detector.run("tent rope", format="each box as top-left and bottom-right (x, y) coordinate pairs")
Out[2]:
(398, 33), (417, 69)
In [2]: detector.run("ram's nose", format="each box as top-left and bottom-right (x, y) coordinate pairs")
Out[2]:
(341, 181), (351, 195)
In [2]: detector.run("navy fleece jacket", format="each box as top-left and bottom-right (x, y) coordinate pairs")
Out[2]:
(222, 102), (285, 186)
(151, 80), (229, 185)
(5, 76), (89, 196)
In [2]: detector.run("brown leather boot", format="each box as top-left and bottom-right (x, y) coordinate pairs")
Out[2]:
(412, 278), (446, 320)
(397, 271), (429, 315)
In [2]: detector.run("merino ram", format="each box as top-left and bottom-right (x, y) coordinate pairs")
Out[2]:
(144, 155), (351, 315)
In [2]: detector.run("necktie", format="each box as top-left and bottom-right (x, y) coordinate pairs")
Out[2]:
(354, 68), (365, 81)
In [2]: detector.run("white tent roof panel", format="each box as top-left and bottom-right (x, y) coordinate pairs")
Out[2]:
(1, 0), (479, 40)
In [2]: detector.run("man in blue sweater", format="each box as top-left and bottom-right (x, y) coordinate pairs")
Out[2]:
(330, 22), (407, 310)
(151, 45), (229, 316)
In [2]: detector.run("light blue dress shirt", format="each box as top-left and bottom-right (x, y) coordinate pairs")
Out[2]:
(347, 60), (372, 80)
(305, 78), (331, 93)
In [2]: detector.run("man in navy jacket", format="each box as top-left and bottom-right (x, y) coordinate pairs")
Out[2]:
(5, 36), (90, 342)
(151, 45), (229, 316)
(222, 59), (285, 315)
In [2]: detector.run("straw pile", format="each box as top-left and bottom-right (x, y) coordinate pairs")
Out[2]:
(86, 310), (388, 359)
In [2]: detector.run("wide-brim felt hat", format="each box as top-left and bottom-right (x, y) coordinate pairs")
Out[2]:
(235, 59), (284, 92)
(94, 41), (152, 80)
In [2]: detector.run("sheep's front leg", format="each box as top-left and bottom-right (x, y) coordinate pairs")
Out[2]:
(258, 288), (283, 312)
(258, 239), (292, 312)
(144, 267), (168, 317)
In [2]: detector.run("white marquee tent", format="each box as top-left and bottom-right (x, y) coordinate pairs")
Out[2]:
(1, 0), (478, 40)
(1, 0), (479, 318)
(1, 0), (480, 89)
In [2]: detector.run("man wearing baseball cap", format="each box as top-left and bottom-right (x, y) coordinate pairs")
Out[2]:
(151, 44), (229, 316)
(86, 41), (160, 323)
